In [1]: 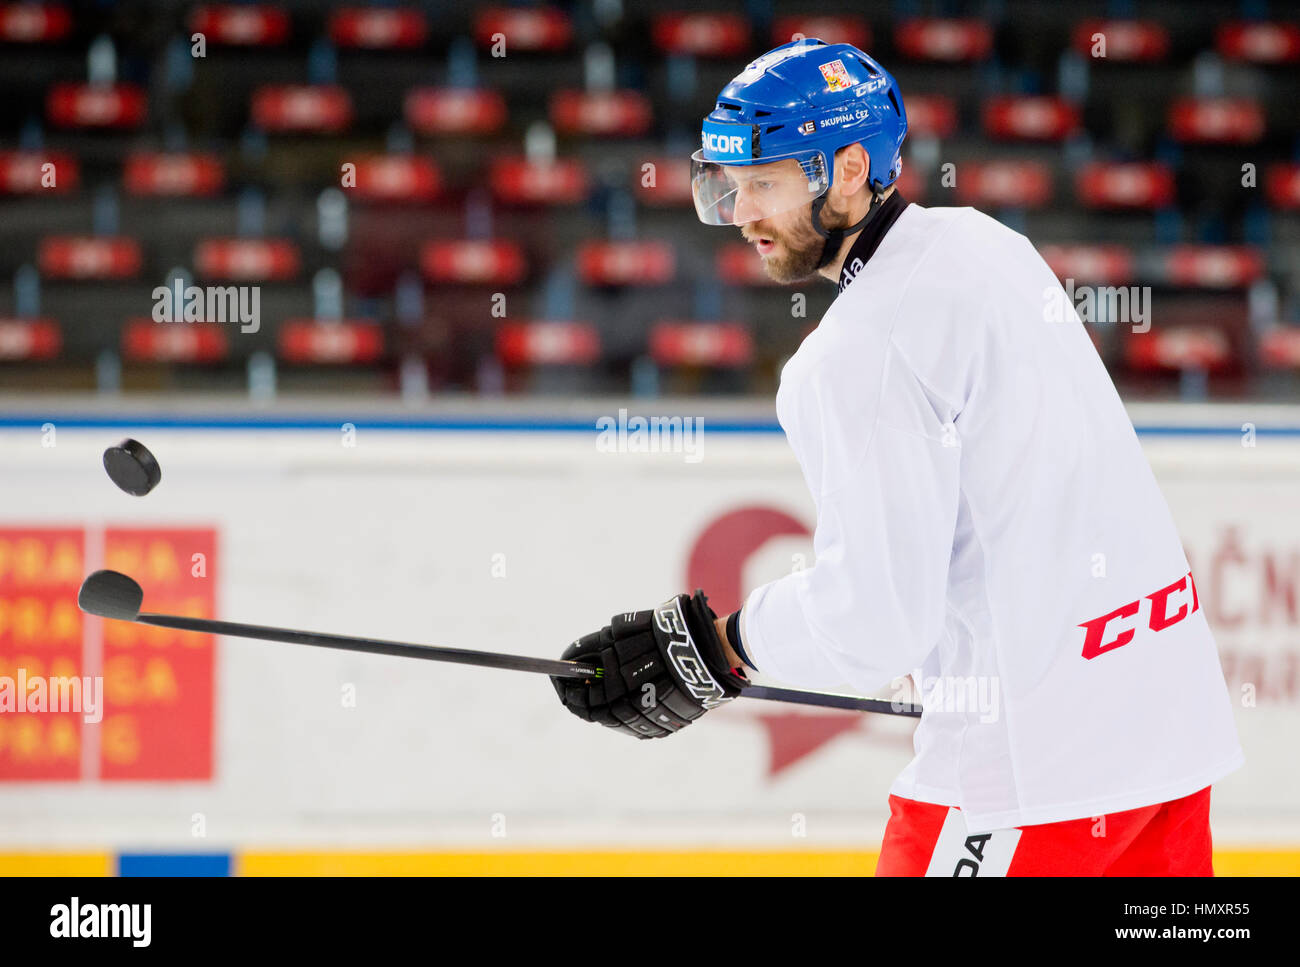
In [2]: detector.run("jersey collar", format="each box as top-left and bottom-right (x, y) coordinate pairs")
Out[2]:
(837, 190), (908, 292)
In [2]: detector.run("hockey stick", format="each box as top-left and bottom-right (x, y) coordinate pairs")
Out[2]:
(742, 685), (919, 716)
(76, 570), (921, 717)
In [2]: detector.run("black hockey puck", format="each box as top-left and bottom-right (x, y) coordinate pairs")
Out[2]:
(103, 438), (162, 496)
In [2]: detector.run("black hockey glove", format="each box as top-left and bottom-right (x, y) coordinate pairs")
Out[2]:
(551, 590), (749, 738)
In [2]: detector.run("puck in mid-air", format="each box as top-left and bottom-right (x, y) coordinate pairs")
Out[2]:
(103, 438), (162, 496)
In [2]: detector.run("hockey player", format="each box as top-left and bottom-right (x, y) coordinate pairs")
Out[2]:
(551, 39), (1243, 876)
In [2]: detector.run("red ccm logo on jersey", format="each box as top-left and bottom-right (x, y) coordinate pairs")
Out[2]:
(1079, 570), (1200, 660)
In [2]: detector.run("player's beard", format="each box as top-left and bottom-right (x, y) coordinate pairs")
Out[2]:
(746, 194), (852, 285)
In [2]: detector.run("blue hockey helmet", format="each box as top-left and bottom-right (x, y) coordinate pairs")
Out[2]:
(692, 38), (907, 229)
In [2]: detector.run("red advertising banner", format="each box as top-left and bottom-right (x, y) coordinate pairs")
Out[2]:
(0, 526), (216, 782)
(0, 528), (85, 780)
(99, 527), (215, 780)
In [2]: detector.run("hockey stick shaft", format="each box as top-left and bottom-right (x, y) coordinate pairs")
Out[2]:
(133, 611), (599, 678)
(139, 613), (919, 715)
(136, 613), (922, 714)
(741, 684), (920, 717)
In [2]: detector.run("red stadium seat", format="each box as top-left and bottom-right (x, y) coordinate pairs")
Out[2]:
(1259, 328), (1300, 369)
(0, 318), (61, 360)
(904, 95), (958, 139)
(279, 320), (384, 364)
(405, 88), (507, 135)
(474, 6), (571, 52)
(189, 4), (290, 46)
(0, 3), (72, 42)
(489, 157), (588, 205)
(1070, 20), (1169, 62)
(38, 236), (142, 280)
(652, 13), (749, 57)
(550, 91), (652, 137)
(649, 321), (753, 368)
(1217, 22), (1300, 64)
(1266, 164), (1300, 209)
(0, 150), (78, 193)
(194, 239), (300, 281)
(577, 241), (675, 286)
(123, 152), (224, 197)
(329, 7), (426, 49)
(715, 243), (783, 286)
(895, 19), (993, 62)
(1168, 98), (1264, 144)
(1126, 327), (1233, 374)
(1040, 244), (1136, 285)
(1076, 162), (1175, 210)
(349, 155), (441, 203)
(633, 156), (692, 206)
(1160, 247), (1265, 288)
(122, 319), (228, 363)
(893, 166), (924, 201)
(771, 16), (869, 50)
(983, 96), (1081, 141)
(957, 160), (1053, 208)
(496, 321), (599, 366)
(46, 83), (147, 129)
(251, 86), (353, 134)
(420, 240), (527, 286)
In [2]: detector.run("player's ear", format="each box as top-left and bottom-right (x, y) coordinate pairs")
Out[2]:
(833, 143), (871, 198)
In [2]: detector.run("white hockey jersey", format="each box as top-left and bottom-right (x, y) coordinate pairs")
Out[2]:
(739, 201), (1244, 833)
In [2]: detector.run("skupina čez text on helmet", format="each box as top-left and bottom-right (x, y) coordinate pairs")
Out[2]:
(691, 38), (908, 240)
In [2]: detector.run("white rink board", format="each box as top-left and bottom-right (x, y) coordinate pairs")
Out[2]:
(0, 402), (1297, 849)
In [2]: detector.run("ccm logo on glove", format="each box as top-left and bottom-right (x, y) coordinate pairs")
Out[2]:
(654, 597), (731, 710)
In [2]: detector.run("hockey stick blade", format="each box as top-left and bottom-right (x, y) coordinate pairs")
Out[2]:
(78, 569), (144, 621)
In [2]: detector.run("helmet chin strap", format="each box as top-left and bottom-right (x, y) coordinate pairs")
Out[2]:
(811, 184), (886, 270)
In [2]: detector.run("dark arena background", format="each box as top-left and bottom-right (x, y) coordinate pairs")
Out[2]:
(0, 0), (1297, 884)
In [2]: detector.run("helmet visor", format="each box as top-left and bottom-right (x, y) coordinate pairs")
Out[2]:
(690, 150), (830, 226)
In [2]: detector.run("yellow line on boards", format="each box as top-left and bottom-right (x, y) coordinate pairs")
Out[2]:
(236, 849), (1300, 877)
(1212, 850), (1300, 876)
(235, 850), (882, 877)
(0, 853), (113, 876)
